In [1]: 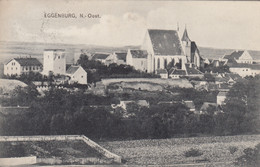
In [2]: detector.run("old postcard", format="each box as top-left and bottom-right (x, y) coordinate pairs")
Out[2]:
(0, 0), (259, 166)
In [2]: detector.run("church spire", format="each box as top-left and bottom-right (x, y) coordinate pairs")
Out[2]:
(181, 26), (191, 42)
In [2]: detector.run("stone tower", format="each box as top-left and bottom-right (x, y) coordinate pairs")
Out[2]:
(43, 49), (66, 75)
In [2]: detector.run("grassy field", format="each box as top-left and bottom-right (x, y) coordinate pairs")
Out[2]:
(99, 135), (260, 166)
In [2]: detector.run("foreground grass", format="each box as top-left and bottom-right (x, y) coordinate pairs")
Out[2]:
(99, 135), (260, 166)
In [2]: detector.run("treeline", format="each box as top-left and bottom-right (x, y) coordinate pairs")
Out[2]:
(77, 54), (159, 83)
(0, 76), (259, 139)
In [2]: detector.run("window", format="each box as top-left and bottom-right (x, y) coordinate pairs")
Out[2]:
(81, 76), (83, 78)
(11, 67), (13, 70)
(16, 67), (17, 70)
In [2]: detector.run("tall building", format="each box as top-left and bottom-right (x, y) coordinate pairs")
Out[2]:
(140, 28), (203, 73)
(43, 49), (66, 75)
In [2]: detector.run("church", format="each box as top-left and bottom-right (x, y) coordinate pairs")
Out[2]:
(132, 28), (203, 73)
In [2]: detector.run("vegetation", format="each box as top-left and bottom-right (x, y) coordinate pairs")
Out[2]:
(77, 54), (159, 83)
(184, 148), (203, 157)
(0, 75), (259, 139)
(235, 143), (260, 167)
(100, 135), (260, 165)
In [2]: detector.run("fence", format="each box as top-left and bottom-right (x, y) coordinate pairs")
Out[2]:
(0, 135), (122, 163)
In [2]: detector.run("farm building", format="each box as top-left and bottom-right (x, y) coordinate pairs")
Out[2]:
(66, 65), (88, 85)
(4, 58), (42, 76)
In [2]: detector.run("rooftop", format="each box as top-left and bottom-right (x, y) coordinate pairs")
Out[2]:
(66, 66), (81, 74)
(115, 52), (127, 62)
(8, 58), (42, 66)
(148, 29), (183, 56)
(130, 50), (148, 58)
(92, 53), (110, 60)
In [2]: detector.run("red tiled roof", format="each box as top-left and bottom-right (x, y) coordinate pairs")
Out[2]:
(223, 50), (244, 64)
(130, 50), (148, 58)
(115, 52), (127, 62)
(66, 66), (80, 74)
(185, 64), (203, 75)
(92, 53), (110, 60)
(10, 58), (42, 66)
(148, 29), (183, 56)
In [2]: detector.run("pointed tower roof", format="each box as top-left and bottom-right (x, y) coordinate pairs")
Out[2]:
(181, 28), (191, 42)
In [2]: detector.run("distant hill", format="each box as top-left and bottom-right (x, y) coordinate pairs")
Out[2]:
(1, 41), (260, 65)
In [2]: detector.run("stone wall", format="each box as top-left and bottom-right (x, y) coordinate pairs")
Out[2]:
(0, 156), (36, 166)
(0, 135), (121, 163)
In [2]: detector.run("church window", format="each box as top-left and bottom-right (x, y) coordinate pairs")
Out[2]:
(164, 59), (167, 68)
(157, 58), (160, 69)
(58, 56), (60, 59)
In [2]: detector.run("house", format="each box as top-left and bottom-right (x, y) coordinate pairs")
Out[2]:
(126, 49), (148, 71)
(223, 50), (253, 65)
(229, 63), (260, 77)
(113, 100), (149, 110)
(217, 91), (228, 105)
(168, 68), (186, 79)
(184, 63), (203, 77)
(105, 52), (127, 65)
(4, 57), (42, 76)
(141, 28), (203, 73)
(183, 100), (196, 112)
(43, 49), (66, 75)
(91, 53), (110, 64)
(200, 102), (218, 114)
(155, 69), (168, 78)
(66, 65), (87, 85)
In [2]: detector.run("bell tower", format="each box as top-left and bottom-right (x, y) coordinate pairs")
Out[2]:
(181, 26), (191, 63)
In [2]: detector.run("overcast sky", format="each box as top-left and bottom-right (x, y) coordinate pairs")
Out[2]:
(0, 0), (260, 50)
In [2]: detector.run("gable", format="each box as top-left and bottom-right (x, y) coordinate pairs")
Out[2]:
(148, 29), (183, 56)
(239, 51), (253, 60)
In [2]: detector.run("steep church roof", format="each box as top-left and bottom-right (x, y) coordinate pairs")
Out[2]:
(147, 29), (183, 56)
(181, 28), (191, 42)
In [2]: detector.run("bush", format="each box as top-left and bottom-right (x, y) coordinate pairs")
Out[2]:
(184, 148), (203, 157)
(229, 146), (238, 154)
(235, 143), (260, 167)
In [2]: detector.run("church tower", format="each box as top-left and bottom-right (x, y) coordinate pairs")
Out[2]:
(181, 27), (191, 63)
(43, 49), (66, 75)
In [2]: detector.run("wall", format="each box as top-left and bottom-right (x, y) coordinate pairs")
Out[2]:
(0, 156), (36, 166)
(0, 135), (121, 163)
(101, 78), (193, 88)
(132, 58), (147, 71)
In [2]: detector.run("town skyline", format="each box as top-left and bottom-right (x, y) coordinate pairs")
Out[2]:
(0, 0), (260, 50)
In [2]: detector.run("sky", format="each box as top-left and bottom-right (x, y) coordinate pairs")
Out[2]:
(0, 0), (260, 50)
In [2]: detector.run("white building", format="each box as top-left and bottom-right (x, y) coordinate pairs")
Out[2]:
(43, 49), (66, 75)
(126, 49), (148, 71)
(91, 53), (110, 64)
(141, 28), (203, 73)
(223, 50), (253, 65)
(105, 52), (127, 65)
(4, 58), (42, 76)
(66, 66), (87, 85)
(217, 91), (227, 105)
(229, 64), (260, 77)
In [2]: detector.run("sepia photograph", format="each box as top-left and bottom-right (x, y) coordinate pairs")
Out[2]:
(0, 0), (259, 166)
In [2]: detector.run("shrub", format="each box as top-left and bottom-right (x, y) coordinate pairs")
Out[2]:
(184, 148), (203, 157)
(235, 143), (260, 167)
(229, 146), (238, 154)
